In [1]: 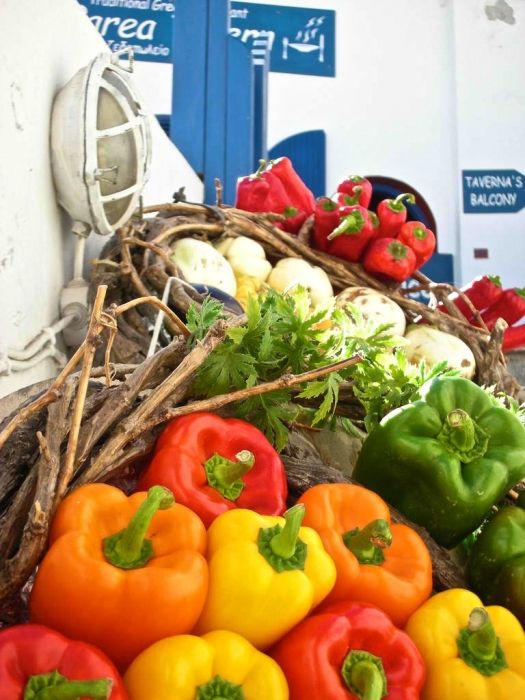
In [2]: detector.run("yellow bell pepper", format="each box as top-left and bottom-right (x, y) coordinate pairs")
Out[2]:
(405, 588), (525, 699)
(234, 273), (264, 310)
(124, 630), (288, 700)
(195, 505), (336, 649)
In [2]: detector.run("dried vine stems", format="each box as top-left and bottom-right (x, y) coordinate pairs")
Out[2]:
(0, 284), (359, 606)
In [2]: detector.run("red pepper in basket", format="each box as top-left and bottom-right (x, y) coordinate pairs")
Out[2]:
(313, 197), (340, 252)
(363, 238), (417, 283)
(480, 288), (525, 329)
(268, 157), (316, 216)
(235, 161), (289, 213)
(279, 206), (309, 235)
(235, 158), (315, 234)
(436, 275), (502, 320)
(503, 324), (525, 352)
(271, 601), (425, 700)
(336, 175), (373, 209)
(138, 412), (287, 528)
(0, 624), (127, 699)
(377, 193), (416, 238)
(397, 220), (436, 267)
(326, 205), (377, 263)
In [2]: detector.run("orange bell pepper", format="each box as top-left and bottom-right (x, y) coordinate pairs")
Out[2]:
(29, 484), (208, 671)
(298, 483), (432, 626)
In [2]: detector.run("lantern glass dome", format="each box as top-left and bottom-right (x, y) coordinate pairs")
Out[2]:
(51, 49), (152, 236)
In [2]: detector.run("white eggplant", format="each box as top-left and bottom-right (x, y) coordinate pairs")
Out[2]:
(403, 325), (476, 379)
(171, 238), (237, 296)
(215, 236), (272, 283)
(267, 257), (334, 307)
(336, 287), (406, 336)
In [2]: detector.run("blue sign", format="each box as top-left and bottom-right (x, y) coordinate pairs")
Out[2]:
(77, 0), (174, 63)
(463, 169), (525, 214)
(230, 3), (335, 77)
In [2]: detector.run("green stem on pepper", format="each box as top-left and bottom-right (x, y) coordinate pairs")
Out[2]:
(343, 519), (393, 565)
(341, 651), (387, 700)
(457, 607), (507, 676)
(103, 485), (174, 569)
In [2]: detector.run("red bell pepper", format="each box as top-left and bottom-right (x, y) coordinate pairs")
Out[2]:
(481, 288), (525, 330)
(326, 205), (377, 263)
(336, 175), (373, 209)
(0, 624), (127, 700)
(377, 193), (416, 239)
(363, 238), (417, 283)
(138, 412), (287, 527)
(503, 324), (525, 352)
(279, 206), (309, 235)
(235, 158), (315, 234)
(436, 275), (502, 320)
(271, 601), (425, 700)
(268, 157), (316, 216)
(397, 220), (436, 267)
(235, 161), (289, 213)
(313, 197), (339, 252)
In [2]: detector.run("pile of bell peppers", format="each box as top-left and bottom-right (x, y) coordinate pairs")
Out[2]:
(4, 405), (525, 699)
(234, 161), (437, 283)
(435, 274), (525, 352)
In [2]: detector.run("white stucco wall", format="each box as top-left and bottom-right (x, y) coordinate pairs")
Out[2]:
(0, 0), (203, 399)
(453, 0), (525, 285)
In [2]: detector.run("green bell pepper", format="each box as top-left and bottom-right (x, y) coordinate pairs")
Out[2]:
(353, 376), (525, 548)
(467, 492), (525, 625)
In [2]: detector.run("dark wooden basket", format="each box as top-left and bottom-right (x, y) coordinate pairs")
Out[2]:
(0, 201), (518, 624)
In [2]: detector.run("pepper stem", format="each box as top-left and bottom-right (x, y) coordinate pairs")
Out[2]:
(412, 226), (427, 240)
(343, 519), (392, 565)
(270, 504), (305, 559)
(387, 241), (409, 260)
(103, 485), (174, 569)
(254, 159), (267, 177)
(341, 651), (387, 700)
(389, 192), (416, 211)
(457, 607), (507, 676)
(204, 450), (255, 501)
(196, 674), (244, 699)
(327, 212), (365, 240)
(437, 409), (489, 463)
(341, 186), (363, 206)
(24, 672), (112, 700)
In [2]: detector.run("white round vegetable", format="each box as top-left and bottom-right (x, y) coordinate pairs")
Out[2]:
(335, 287), (406, 336)
(171, 238), (237, 296)
(214, 236), (272, 283)
(215, 235), (267, 260)
(403, 325), (476, 379)
(267, 258), (334, 307)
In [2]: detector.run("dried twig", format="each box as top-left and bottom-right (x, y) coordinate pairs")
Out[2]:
(0, 344), (85, 453)
(0, 379), (76, 600)
(137, 356), (362, 441)
(56, 286), (107, 499)
(151, 223), (223, 246)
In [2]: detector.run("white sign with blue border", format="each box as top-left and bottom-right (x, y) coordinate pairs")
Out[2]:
(462, 169), (525, 214)
(77, 0), (174, 63)
(230, 3), (336, 77)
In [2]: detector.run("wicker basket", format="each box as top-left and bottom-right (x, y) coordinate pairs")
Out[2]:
(0, 202), (518, 623)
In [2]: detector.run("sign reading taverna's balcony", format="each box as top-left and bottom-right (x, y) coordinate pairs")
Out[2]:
(463, 170), (525, 214)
